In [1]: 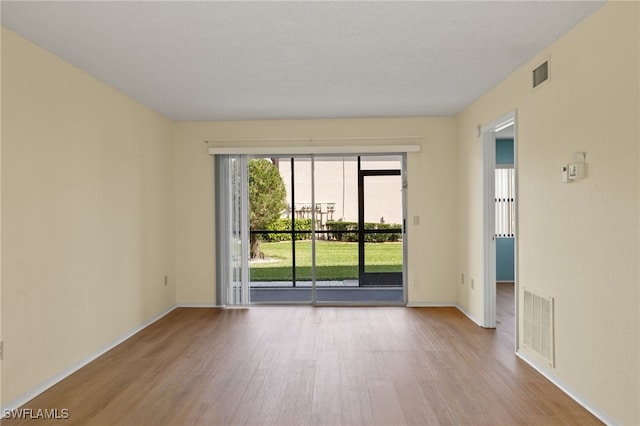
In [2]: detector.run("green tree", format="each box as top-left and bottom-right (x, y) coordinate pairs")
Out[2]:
(249, 159), (287, 259)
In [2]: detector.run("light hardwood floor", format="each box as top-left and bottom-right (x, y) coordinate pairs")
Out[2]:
(4, 283), (601, 425)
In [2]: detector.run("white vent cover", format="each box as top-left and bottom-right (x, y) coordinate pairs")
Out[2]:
(523, 287), (555, 367)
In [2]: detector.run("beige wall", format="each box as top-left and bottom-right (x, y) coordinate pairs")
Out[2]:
(457, 2), (639, 424)
(1, 28), (175, 403)
(173, 118), (458, 305)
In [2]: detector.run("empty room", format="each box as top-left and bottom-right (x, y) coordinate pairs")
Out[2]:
(1, 1), (638, 425)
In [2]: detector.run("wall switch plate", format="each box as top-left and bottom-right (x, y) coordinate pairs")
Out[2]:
(568, 163), (585, 180)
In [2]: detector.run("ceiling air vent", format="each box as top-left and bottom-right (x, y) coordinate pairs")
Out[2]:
(533, 61), (549, 88)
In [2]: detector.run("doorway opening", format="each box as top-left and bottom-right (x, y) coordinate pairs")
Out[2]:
(481, 112), (517, 344)
(216, 153), (407, 306)
(494, 123), (516, 339)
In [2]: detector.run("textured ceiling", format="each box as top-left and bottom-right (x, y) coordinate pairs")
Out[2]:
(1, 1), (605, 121)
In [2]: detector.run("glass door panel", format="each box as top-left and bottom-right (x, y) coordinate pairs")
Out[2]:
(359, 167), (403, 288)
(249, 157), (313, 304)
(313, 156), (358, 302)
(315, 155), (405, 304)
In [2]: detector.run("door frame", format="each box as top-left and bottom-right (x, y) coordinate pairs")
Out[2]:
(357, 167), (403, 287)
(481, 111), (518, 346)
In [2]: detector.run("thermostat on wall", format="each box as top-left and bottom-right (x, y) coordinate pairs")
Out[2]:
(561, 152), (586, 183)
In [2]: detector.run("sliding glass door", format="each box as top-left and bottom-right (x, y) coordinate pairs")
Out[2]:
(216, 154), (406, 306)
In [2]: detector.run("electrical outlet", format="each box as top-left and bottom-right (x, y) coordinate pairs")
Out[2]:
(461, 273), (465, 285)
(0, 341), (4, 361)
(164, 275), (168, 286)
(471, 279), (475, 289)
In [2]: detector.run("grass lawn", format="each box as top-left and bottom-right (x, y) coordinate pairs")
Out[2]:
(250, 240), (402, 281)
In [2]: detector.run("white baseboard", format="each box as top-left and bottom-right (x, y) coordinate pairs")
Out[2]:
(516, 351), (618, 426)
(176, 303), (221, 308)
(1, 304), (178, 414)
(405, 302), (484, 327)
(406, 302), (456, 308)
(454, 303), (484, 326)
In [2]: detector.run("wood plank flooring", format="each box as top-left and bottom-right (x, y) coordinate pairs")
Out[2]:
(4, 283), (602, 425)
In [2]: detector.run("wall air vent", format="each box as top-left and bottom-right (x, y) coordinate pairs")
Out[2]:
(532, 61), (549, 88)
(523, 287), (555, 368)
